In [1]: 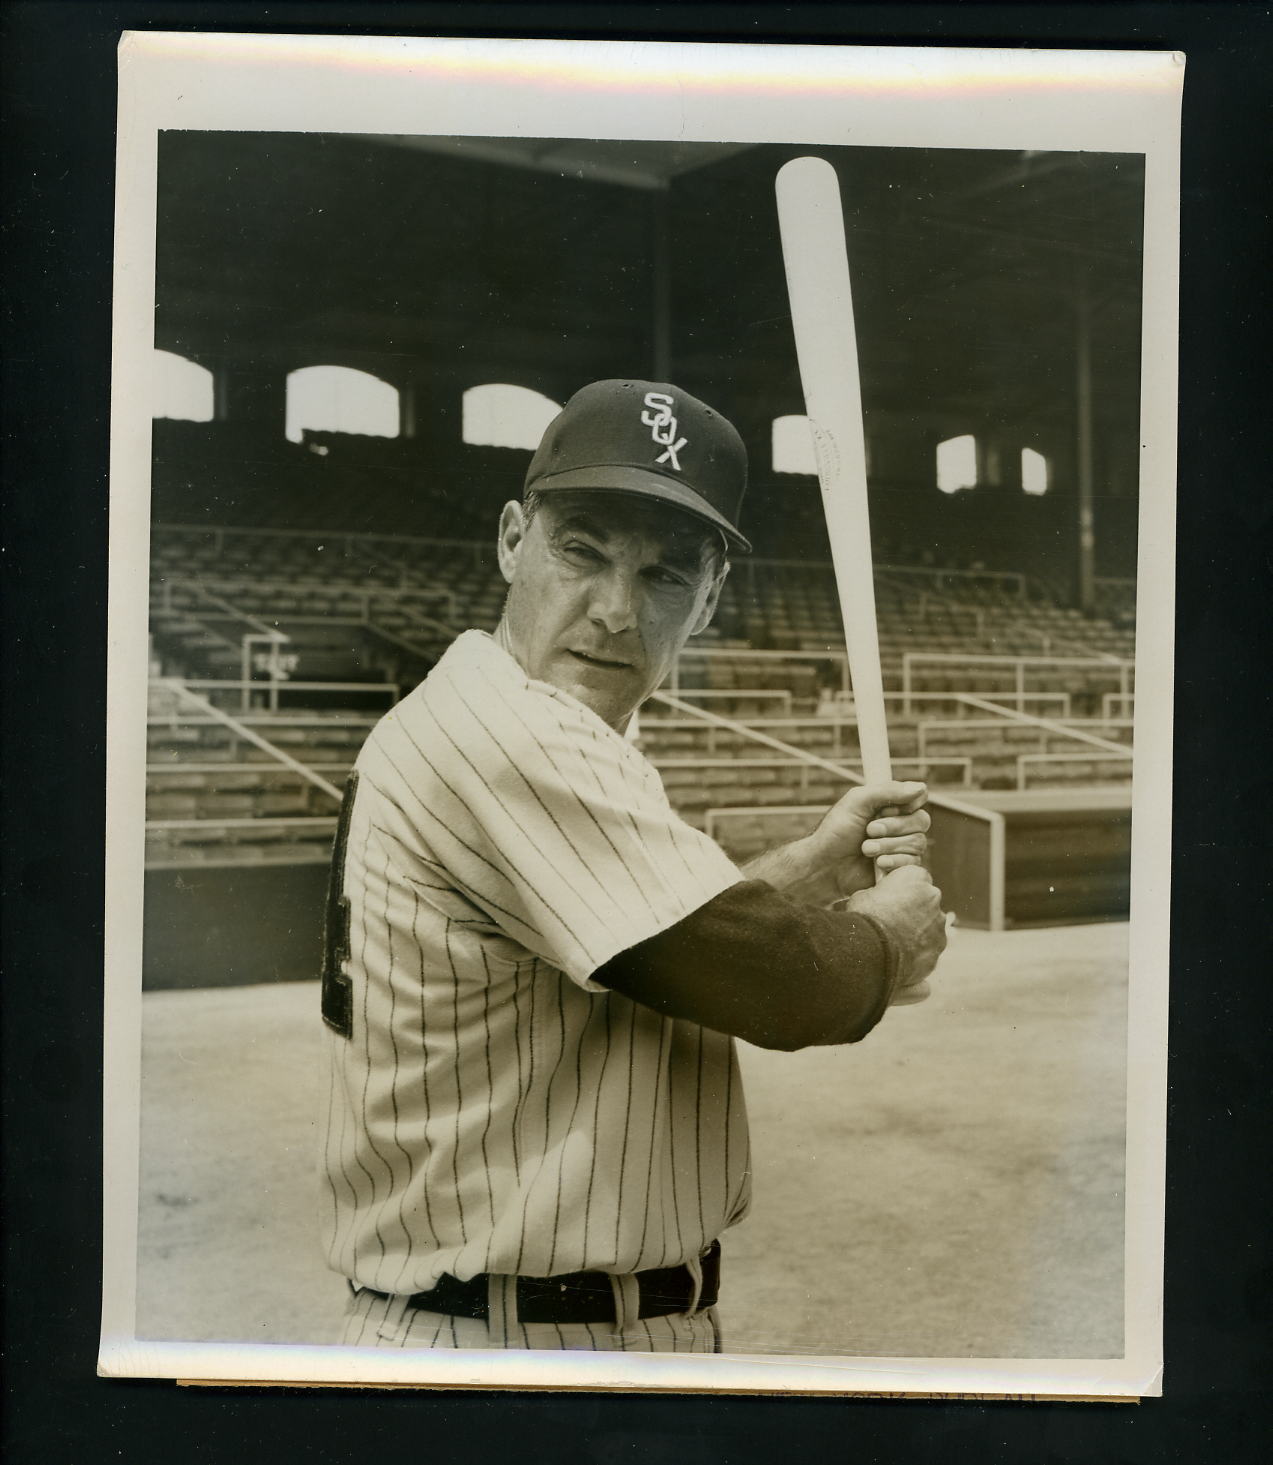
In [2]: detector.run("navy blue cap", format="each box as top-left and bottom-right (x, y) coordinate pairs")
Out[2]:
(524, 380), (751, 554)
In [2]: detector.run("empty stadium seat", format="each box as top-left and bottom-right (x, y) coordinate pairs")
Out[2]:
(147, 526), (1135, 865)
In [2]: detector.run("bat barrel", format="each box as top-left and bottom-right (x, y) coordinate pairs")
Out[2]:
(776, 157), (892, 785)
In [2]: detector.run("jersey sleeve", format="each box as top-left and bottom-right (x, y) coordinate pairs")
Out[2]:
(360, 648), (743, 990)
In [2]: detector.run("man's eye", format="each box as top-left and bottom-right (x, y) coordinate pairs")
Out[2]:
(563, 541), (601, 562)
(647, 567), (689, 589)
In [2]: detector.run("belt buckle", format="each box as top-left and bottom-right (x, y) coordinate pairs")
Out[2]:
(516, 1271), (613, 1326)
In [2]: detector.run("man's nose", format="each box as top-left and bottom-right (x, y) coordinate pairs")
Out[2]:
(588, 568), (639, 635)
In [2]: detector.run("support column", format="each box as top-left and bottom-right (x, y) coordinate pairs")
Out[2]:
(219, 361), (288, 440)
(1075, 275), (1096, 613)
(211, 362), (233, 423)
(399, 378), (420, 440)
(980, 433), (1003, 490)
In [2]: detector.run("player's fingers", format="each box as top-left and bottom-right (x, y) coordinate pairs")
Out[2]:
(854, 780), (925, 817)
(865, 810), (930, 839)
(872, 852), (924, 874)
(877, 861), (932, 886)
(861, 833), (926, 859)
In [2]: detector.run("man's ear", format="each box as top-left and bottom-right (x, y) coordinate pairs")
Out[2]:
(690, 559), (729, 637)
(496, 500), (527, 585)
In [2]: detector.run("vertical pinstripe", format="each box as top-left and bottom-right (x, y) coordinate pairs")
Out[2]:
(322, 630), (752, 1309)
(339, 1285), (722, 1353)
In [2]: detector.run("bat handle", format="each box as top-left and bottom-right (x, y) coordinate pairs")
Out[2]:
(872, 803), (899, 887)
(872, 800), (935, 1006)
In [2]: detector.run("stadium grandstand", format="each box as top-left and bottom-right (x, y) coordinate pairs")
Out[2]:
(142, 134), (1142, 988)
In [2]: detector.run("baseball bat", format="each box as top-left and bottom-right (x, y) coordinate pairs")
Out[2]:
(775, 156), (891, 786)
(777, 158), (939, 1004)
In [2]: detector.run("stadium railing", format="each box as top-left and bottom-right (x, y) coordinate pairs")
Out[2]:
(931, 693), (1133, 791)
(651, 690), (1006, 930)
(148, 680), (347, 801)
(901, 651), (1134, 716)
(1014, 750), (1133, 789)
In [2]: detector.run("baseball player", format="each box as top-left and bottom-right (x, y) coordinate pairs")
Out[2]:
(321, 380), (946, 1353)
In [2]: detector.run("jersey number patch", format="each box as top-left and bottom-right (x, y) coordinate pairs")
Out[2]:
(321, 771), (359, 1039)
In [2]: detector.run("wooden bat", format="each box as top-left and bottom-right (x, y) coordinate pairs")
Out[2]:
(777, 158), (939, 1003)
(775, 155), (892, 787)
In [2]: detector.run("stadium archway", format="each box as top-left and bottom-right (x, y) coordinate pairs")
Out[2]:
(936, 433), (978, 494)
(771, 414), (818, 476)
(284, 365), (400, 444)
(462, 383), (561, 450)
(153, 349), (214, 422)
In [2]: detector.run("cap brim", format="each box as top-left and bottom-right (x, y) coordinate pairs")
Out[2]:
(529, 464), (752, 555)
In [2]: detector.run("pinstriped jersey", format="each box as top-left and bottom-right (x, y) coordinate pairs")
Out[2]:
(321, 629), (751, 1296)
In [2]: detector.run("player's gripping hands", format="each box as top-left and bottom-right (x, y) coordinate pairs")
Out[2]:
(806, 780), (945, 1005)
(737, 778), (947, 1015)
(807, 780), (933, 902)
(846, 864), (947, 1005)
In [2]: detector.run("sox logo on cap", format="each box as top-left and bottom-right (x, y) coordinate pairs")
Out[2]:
(522, 379), (753, 554)
(640, 391), (687, 471)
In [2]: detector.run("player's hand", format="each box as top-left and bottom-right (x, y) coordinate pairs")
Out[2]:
(812, 781), (931, 901)
(846, 864), (947, 1004)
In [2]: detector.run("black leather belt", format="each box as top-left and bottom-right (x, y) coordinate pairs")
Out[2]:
(363, 1241), (720, 1326)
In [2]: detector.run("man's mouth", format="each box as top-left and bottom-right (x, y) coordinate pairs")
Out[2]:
(567, 649), (633, 671)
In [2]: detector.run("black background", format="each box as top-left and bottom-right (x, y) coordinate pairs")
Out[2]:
(3, 4), (1270, 1462)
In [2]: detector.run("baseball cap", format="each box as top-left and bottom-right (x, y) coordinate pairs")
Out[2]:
(524, 379), (751, 554)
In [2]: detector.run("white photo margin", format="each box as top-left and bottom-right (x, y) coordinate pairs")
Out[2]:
(102, 31), (1182, 1397)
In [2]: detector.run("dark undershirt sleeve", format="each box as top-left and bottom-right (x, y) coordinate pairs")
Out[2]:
(593, 879), (903, 1051)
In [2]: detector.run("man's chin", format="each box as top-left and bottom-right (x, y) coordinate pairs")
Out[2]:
(554, 669), (639, 728)
(569, 683), (633, 729)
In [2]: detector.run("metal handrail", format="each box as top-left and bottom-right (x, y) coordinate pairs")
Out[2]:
(158, 573), (458, 625)
(650, 691), (995, 824)
(1015, 750), (1133, 790)
(151, 680), (343, 803)
(670, 646), (851, 696)
(655, 753), (974, 787)
(917, 718), (1048, 763)
(902, 650), (1133, 715)
(362, 620), (450, 659)
(907, 693), (1132, 789)
(664, 689), (793, 713)
(157, 578), (289, 643)
(146, 815), (340, 830)
(639, 712), (862, 760)
(150, 602), (242, 655)
(147, 760), (352, 775)
(915, 715), (1131, 749)
(151, 678), (397, 698)
(951, 693), (1130, 754)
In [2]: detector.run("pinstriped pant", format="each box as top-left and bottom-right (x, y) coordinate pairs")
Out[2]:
(341, 1272), (723, 1353)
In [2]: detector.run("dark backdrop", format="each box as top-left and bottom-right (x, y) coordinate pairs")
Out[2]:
(3, 4), (1269, 1464)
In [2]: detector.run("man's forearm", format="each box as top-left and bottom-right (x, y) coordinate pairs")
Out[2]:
(595, 879), (901, 1050)
(742, 832), (844, 908)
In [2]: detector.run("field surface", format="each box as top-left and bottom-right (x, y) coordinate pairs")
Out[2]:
(136, 922), (1127, 1360)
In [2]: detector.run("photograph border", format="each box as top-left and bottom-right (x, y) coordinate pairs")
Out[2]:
(100, 30), (1182, 1396)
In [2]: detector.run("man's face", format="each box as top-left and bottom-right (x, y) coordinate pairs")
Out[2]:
(495, 491), (726, 731)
